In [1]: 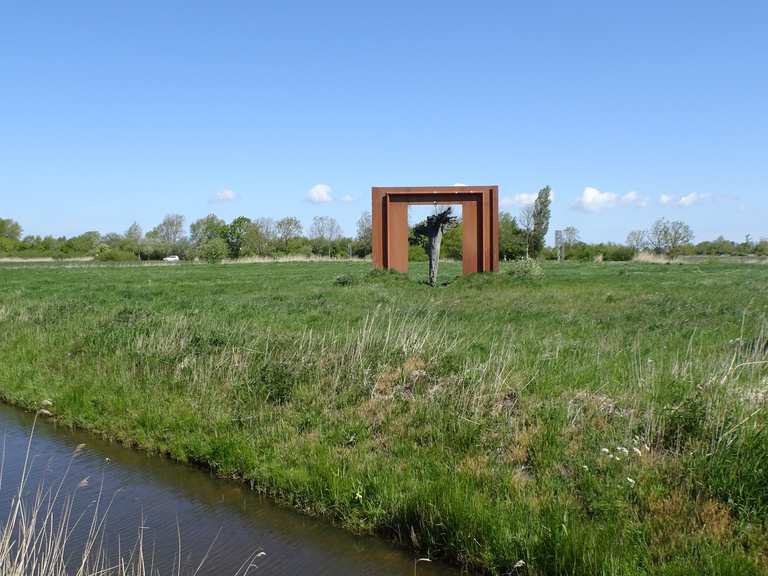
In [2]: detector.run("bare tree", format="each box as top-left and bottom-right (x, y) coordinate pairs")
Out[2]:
(647, 218), (694, 256)
(414, 208), (457, 286)
(563, 226), (579, 246)
(665, 220), (694, 256)
(309, 216), (342, 241)
(626, 230), (647, 253)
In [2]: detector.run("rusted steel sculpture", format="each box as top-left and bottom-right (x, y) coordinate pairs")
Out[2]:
(372, 186), (499, 275)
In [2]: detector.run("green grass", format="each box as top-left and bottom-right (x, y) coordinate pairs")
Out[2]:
(1, 260), (767, 574)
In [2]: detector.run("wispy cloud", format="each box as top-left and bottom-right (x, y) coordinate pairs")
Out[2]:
(211, 189), (236, 203)
(621, 191), (647, 207)
(658, 192), (710, 207)
(573, 187), (646, 211)
(339, 194), (354, 203)
(501, 191), (555, 209)
(677, 192), (708, 206)
(306, 183), (333, 204)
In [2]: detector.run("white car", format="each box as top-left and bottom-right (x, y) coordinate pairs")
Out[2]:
(162, 255), (180, 263)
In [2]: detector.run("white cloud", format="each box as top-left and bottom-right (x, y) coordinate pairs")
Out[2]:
(306, 184), (333, 204)
(501, 190), (556, 209)
(621, 191), (647, 207)
(658, 192), (710, 207)
(572, 188), (647, 211)
(212, 189), (236, 202)
(677, 192), (707, 207)
(453, 182), (466, 187)
(573, 187), (619, 211)
(501, 193), (537, 208)
(339, 194), (354, 203)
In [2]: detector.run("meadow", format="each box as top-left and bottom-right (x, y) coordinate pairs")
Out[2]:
(0, 260), (767, 575)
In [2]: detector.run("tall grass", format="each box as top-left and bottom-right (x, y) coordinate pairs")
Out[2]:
(0, 261), (767, 574)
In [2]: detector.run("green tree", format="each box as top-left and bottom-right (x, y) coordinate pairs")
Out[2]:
(226, 216), (252, 259)
(498, 212), (527, 260)
(0, 218), (22, 240)
(190, 214), (226, 247)
(353, 212), (372, 257)
(440, 221), (462, 259)
(531, 186), (552, 257)
(125, 222), (143, 243)
(241, 218), (277, 256)
(149, 214), (186, 245)
(276, 217), (303, 251)
(200, 237), (228, 263)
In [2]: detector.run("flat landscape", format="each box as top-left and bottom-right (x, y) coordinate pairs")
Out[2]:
(1, 261), (767, 574)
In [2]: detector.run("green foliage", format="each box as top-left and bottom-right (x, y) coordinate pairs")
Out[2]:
(226, 216), (251, 259)
(498, 212), (527, 260)
(408, 243), (428, 261)
(190, 214), (227, 247)
(566, 242), (635, 262)
(354, 212), (372, 257)
(333, 273), (356, 286)
(440, 221), (462, 259)
(0, 237), (18, 254)
(95, 248), (139, 262)
(199, 237), (228, 263)
(0, 218), (22, 240)
(507, 257), (544, 279)
(531, 186), (551, 257)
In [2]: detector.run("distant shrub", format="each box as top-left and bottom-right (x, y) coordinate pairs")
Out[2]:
(334, 273), (356, 286)
(95, 249), (138, 262)
(508, 258), (544, 280)
(200, 238), (228, 263)
(408, 244), (428, 261)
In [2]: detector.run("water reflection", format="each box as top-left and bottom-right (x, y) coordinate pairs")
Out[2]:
(0, 404), (459, 575)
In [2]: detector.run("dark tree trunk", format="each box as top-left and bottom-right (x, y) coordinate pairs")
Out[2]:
(414, 208), (455, 287)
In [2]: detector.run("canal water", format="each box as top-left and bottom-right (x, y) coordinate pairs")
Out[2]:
(0, 403), (460, 575)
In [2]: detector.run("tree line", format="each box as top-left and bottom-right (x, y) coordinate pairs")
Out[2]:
(1, 185), (765, 262)
(0, 214), (371, 262)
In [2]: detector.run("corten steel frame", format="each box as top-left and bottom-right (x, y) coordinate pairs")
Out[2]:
(372, 186), (499, 275)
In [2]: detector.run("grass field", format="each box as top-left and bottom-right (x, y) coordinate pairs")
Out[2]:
(1, 260), (767, 575)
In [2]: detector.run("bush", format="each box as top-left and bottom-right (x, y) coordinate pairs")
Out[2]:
(507, 258), (544, 280)
(334, 274), (356, 286)
(408, 244), (428, 261)
(199, 238), (228, 263)
(95, 249), (139, 262)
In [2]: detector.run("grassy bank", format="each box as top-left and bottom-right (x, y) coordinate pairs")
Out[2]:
(1, 261), (767, 574)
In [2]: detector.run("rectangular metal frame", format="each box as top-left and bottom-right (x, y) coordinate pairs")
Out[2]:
(372, 186), (499, 274)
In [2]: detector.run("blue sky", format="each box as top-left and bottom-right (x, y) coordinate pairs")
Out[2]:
(1, 1), (766, 243)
